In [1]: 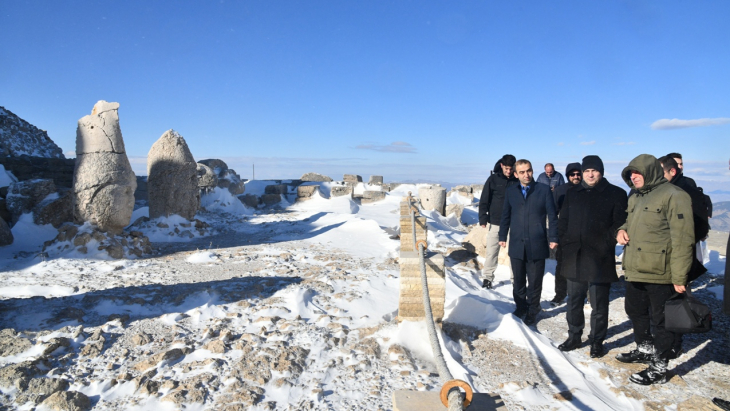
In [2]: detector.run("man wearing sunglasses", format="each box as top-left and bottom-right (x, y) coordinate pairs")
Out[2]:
(550, 162), (583, 306)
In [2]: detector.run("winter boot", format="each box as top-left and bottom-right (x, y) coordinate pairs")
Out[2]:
(616, 341), (654, 364)
(629, 356), (668, 385)
(482, 279), (493, 289)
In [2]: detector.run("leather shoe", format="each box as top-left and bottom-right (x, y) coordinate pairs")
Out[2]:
(549, 294), (566, 306)
(590, 341), (605, 358)
(558, 337), (581, 352)
(523, 311), (538, 326)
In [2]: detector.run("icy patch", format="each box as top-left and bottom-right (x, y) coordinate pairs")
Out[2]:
(186, 251), (218, 264)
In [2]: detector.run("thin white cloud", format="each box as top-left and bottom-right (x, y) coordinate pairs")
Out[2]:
(651, 117), (730, 130)
(580, 141), (596, 146)
(557, 142), (565, 146)
(356, 141), (417, 153)
(613, 142), (636, 146)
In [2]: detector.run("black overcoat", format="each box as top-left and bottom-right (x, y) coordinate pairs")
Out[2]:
(499, 182), (558, 260)
(557, 178), (628, 283)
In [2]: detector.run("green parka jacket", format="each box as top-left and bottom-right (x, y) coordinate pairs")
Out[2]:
(618, 154), (695, 285)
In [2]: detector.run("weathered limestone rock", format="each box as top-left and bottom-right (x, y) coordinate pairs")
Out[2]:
(198, 159), (228, 175)
(343, 174), (362, 184)
(462, 225), (488, 257)
(32, 188), (73, 228)
(147, 130), (199, 220)
(445, 204), (464, 221)
(6, 179), (56, 224)
(196, 163), (218, 189)
(453, 185), (473, 197)
(361, 190), (386, 203)
(0, 361), (39, 390)
(296, 185), (318, 201)
(40, 390), (91, 411)
(398, 251), (445, 322)
(368, 175), (383, 185)
(15, 377), (69, 406)
(301, 172), (332, 182)
(462, 225), (511, 267)
(0, 329), (31, 356)
(0, 217), (13, 246)
(73, 101), (136, 233)
(238, 194), (259, 208)
(417, 185), (447, 216)
(330, 186), (352, 197)
(219, 169), (245, 195)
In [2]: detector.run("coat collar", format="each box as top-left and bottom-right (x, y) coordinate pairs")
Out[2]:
(574, 177), (609, 192)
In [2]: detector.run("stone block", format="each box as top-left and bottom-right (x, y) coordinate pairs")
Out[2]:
(361, 190), (386, 203)
(368, 175), (383, 185)
(238, 194), (259, 208)
(453, 185), (472, 197)
(296, 185), (318, 199)
(418, 186), (447, 216)
(330, 186), (352, 197)
(445, 204), (464, 221)
(343, 174), (362, 183)
(301, 172), (332, 182)
(398, 251), (445, 322)
(264, 184), (288, 195)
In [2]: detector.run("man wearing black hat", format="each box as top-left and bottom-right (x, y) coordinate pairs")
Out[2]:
(550, 162), (583, 306)
(478, 154), (519, 289)
(556, 155), (628, 358)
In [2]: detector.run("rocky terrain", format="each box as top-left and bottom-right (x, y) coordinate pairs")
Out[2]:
(0, 107), (64, 159)
(0, 192), (728, 410)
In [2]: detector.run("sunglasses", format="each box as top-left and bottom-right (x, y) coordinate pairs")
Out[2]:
(568, 172), (581, 177)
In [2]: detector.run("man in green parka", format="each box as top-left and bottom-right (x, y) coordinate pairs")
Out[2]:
(615, 154), (694, 385)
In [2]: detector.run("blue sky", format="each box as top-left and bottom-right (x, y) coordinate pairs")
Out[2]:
(2, 1), (729, 189)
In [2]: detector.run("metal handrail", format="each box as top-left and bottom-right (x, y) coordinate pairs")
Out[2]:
(406, 193), (467, 411)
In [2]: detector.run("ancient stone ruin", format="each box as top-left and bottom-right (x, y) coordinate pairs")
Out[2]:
(147, 130), (199, 220)
(73, 101), (136, 233)
(198, 159), (246, 195)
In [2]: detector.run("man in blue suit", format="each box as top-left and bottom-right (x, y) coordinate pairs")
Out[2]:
(499, 159), (559, 325)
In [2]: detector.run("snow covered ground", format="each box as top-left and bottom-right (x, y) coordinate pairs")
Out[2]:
(0, 183), (728, 410)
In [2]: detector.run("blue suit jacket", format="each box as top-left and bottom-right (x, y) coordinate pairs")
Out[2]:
(498, 181), (558, 260)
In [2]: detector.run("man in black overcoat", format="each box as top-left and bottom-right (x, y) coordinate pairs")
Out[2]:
(499, 159), (558, 325)
(556, 155), (628, 358)
(550, 162), (583, 306)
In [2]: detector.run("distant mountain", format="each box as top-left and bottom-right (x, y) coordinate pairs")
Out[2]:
(0, 106), (64, 158)
(710, 201), (730, 232)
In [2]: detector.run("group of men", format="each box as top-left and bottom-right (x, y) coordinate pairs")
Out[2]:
(477, 152), (709, 385)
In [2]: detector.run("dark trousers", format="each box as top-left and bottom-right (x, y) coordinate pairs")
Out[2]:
(511, 257), (546, 315)
(566, 280), (610, 342)
(625, 281), (677, 359)
(554, 264), (567, 298)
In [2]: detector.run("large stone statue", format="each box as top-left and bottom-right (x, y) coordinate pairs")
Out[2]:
(73, 101), (136, 233)
(147, 130), (199, 219)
